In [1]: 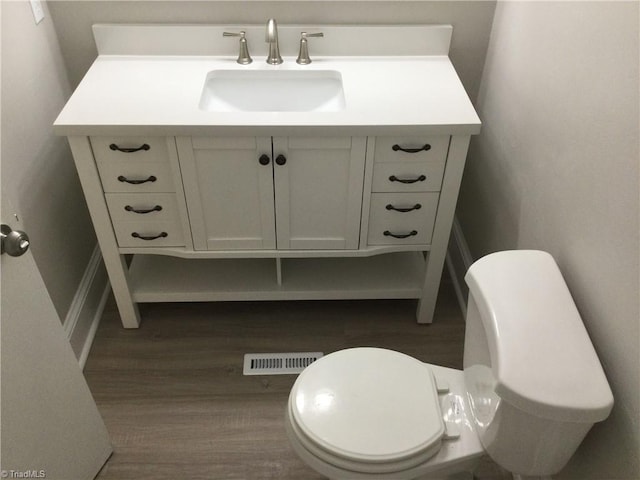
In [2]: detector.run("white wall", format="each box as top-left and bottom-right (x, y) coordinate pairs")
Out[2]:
(457, 2), (639, 478)
(1, 0), (98, 322)
(48, 0), (496, 104)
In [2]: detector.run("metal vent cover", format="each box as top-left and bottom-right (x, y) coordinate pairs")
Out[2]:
(243, 352), (323, 375)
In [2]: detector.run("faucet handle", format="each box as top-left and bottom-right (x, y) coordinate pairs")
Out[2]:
(223, 31), (252, 65)
(296, 32), (324, 65)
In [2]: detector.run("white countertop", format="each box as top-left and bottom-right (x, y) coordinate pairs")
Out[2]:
(54, 28), (481, 136)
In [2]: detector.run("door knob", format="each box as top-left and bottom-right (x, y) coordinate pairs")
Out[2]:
(275, 154), (287, 166)
(1, 224), (30, 257)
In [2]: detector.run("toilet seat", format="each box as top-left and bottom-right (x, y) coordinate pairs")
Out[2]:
(288, 348), (446, 473)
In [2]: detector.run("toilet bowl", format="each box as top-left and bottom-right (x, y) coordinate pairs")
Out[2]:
(285, 349), (484, 479)
(285, 251), (614, 480)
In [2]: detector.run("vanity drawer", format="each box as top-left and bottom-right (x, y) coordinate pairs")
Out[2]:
(374, 136), (449, 164)
(372, 162), (445, 192)
(90, 136), (171, 165)
(97, 161), (175, 193)
(105, 193), (181, 223)
(367, 192), (439, 245)
(112, 220), (185, 248)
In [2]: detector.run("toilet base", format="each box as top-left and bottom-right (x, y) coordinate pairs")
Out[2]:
(285, 363), (485, 480)
(285, 405), (482, 480)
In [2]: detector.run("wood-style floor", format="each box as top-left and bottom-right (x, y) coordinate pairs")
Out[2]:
(85, 274), (510, 479)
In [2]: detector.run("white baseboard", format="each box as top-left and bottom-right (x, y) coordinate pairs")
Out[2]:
(63, 245), (110, 370)
(445, 215), (474, 319)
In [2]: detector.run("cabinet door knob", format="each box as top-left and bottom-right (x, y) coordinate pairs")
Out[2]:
(258, 154), (271, 166)
(275, 154), (287, 166)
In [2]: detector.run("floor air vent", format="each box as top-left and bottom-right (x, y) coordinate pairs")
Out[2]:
(243, 352), (323, 375)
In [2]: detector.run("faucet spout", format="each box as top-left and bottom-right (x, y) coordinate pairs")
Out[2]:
(265, 18), (283, 65)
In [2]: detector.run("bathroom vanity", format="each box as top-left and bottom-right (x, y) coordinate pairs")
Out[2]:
(54, 24), (480, 328)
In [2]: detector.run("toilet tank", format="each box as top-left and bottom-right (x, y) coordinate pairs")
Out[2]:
(462, 250), (613, 476)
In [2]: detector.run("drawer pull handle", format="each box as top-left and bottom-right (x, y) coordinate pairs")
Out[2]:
(109, 143), (150, 153)
(117, 175), (157, 185)
(384, 230), (418, 239)
(125, 205), (163, 214)
(392, 144), (431, 153)
(131, 232), (168, 241)
(389, 175), (426, 184)
(385, 203), (422, 213)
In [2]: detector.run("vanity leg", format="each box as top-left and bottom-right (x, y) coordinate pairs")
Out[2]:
(416, 135), (471, 324)
(67, 136), (141, 328)
(417, 251), (444, 324)
(104, 255), (141, 329)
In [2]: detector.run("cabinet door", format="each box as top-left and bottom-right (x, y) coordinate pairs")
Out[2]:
(273, 137), (366, 250)
(178, 137), (276, 250)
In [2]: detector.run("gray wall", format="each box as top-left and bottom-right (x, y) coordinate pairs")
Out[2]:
(48, 0), (496, 104)
(457, 2), (639, 478)
(1, 0), (97, 322)
(14, 0), (638, 476)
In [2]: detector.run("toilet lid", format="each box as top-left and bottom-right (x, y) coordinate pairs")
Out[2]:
(290, 348), (445, 464)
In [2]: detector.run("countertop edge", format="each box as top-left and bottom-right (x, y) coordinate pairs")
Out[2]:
(53, 123), (481, 137)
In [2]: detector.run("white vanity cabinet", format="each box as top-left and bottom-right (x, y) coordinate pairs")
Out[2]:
(67, 132), (472, 329)
(177, 136), (366, 251)
(89, 136), (191, 249)
(55, 24), (481, 330)
(178, 136), (276, 250)
(364, 136), (449, 247)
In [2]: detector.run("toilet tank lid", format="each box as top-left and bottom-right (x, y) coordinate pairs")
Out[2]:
(464, 250), (613, 423)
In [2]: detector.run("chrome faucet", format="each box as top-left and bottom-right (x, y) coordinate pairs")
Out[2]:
(265, 18), (283, 64)
(223, 30), (252, 65)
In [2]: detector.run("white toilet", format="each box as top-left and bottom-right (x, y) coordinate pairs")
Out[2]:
(285, 250), (614, 479)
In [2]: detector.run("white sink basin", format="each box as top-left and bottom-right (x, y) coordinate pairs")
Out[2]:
(199, 70), (346, 112)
